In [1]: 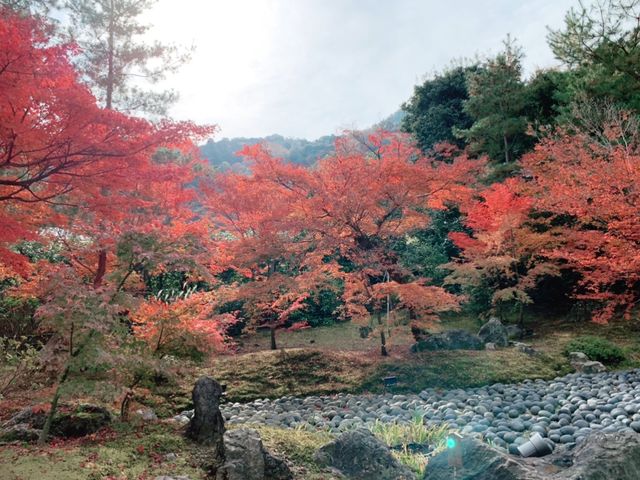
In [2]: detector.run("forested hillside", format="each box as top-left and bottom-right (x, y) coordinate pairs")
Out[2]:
(200, 111), (405, 171)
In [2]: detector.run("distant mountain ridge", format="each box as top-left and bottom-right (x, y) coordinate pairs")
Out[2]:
(199, 110), (405, 172)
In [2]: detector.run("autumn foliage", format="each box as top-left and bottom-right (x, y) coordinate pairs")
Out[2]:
(131, 293), (235, 354)
(0, 10), (223, 357)
(522, 134), (640, 322)
(203, 132), (483, 352)
(445, 180), (558, 322)
(2, 3), (640, 378)
(0, 9), (212, 284)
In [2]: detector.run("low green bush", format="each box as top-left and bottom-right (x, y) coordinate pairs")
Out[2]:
(0, 336), (42, 396)
(564, 336), (626, 365)
(0, 295), (40, 338)
(132, 363), (174, 389)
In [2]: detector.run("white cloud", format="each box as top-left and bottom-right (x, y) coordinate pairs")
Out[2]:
(145, 0), (576, 139)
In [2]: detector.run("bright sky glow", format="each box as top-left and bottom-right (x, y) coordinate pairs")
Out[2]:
(145, 0), (576, 139)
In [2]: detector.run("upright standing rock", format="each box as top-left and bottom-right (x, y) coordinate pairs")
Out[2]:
(219, 429), (265, 480)
(478, 317), (509, 347)
(186, 376), (226, 462)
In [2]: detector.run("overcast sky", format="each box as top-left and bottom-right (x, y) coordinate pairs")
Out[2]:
(146, 0), (577, 140)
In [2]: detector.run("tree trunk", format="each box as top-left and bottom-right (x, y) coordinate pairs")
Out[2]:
(120, 390), (133, 422)
(380, 329), (388, 356)
(503, 134), (510, 164)
(518, 302), (525, 340)
(38, 364), (69, 445)
(39, 330), (95, 444)
(270, 325), (277, 350)
(377, 312), (388, 356)
(93, 249), (107, 288)
(106, 0), (115, 110)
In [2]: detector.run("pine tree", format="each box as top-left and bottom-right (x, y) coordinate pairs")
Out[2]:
(548, 0), (640, 112)
(65, 0), (189, 115)
(0, 0), (57, 16)
(457, 37), (530, 166)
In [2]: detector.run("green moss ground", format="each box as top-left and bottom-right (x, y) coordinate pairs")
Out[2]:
(0, 423), (207, 480)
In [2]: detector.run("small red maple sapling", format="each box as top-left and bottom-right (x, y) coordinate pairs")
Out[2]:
(445, 179), (559, 329)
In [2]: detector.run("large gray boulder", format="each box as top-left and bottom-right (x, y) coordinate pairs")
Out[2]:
(568, 350), (607, 374)
(556, 430), (640, 479)
(568, 351), (588, 363)
(0, 406), (46, 443)
(574, 360), (607, 374)
(314, 428), (415, 479)
(0, 423), (41, 443)
(478, 317), (509, 347)
(411, 330), (484, 352)
(1, 407), (46, 429)
(219, 429), (265, 480)
(423, 436), (540, 480)
(263, 451), (294, 480)
(506, 325), (523, 340)
(0, 404), (111, 442)
(51, 404), (111, 438)
(424, 431), (640, 480)
(217, 428), (292, 480)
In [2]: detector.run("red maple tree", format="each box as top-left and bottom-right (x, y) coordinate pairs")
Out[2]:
(0, 9), (213, 286)
(207, 132), (482, 354)
(202, 147), (323, 349)
(445, 179), (558, 327)
(522, 133), (640, 322)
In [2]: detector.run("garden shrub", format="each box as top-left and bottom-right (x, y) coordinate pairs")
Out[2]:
(564, 336), (626, 365)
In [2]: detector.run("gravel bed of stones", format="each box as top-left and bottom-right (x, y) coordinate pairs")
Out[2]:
(174, 369), (640, 452)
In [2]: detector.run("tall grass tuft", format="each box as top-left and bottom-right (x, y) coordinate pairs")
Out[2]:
(369, 414), (449, 476)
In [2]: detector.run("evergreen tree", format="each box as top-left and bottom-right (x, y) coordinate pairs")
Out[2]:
(401, 66), (475, 152)
(548, 0), (640, 111)
(65, 0), (189, 115)
(0, 0), (57, 15)
(457, 38), (529, 166)
(523, 69), (573, 129)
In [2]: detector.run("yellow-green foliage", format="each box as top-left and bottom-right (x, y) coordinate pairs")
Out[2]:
(369, 416), (449, 476)
(254, 424), (333, 466)
(203, 348), (375, 402)
(392, 448), (429, 476)
(247, 424), (342, 480)
(370, 416), (448, 447)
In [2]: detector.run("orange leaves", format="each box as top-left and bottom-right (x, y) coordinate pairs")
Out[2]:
(372, 280), (461, 319)
(204, 131), (481, 330)
(131, 293), (233, 354)
(0, 10), (214, 288)
(259, 131), (482, 264)
(445, 178), (554, 312)
(451, 180), (533, 256)
(464, 180), (532, 234)
(449, 132), (638, 322)
(522, 134), (640, 321)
